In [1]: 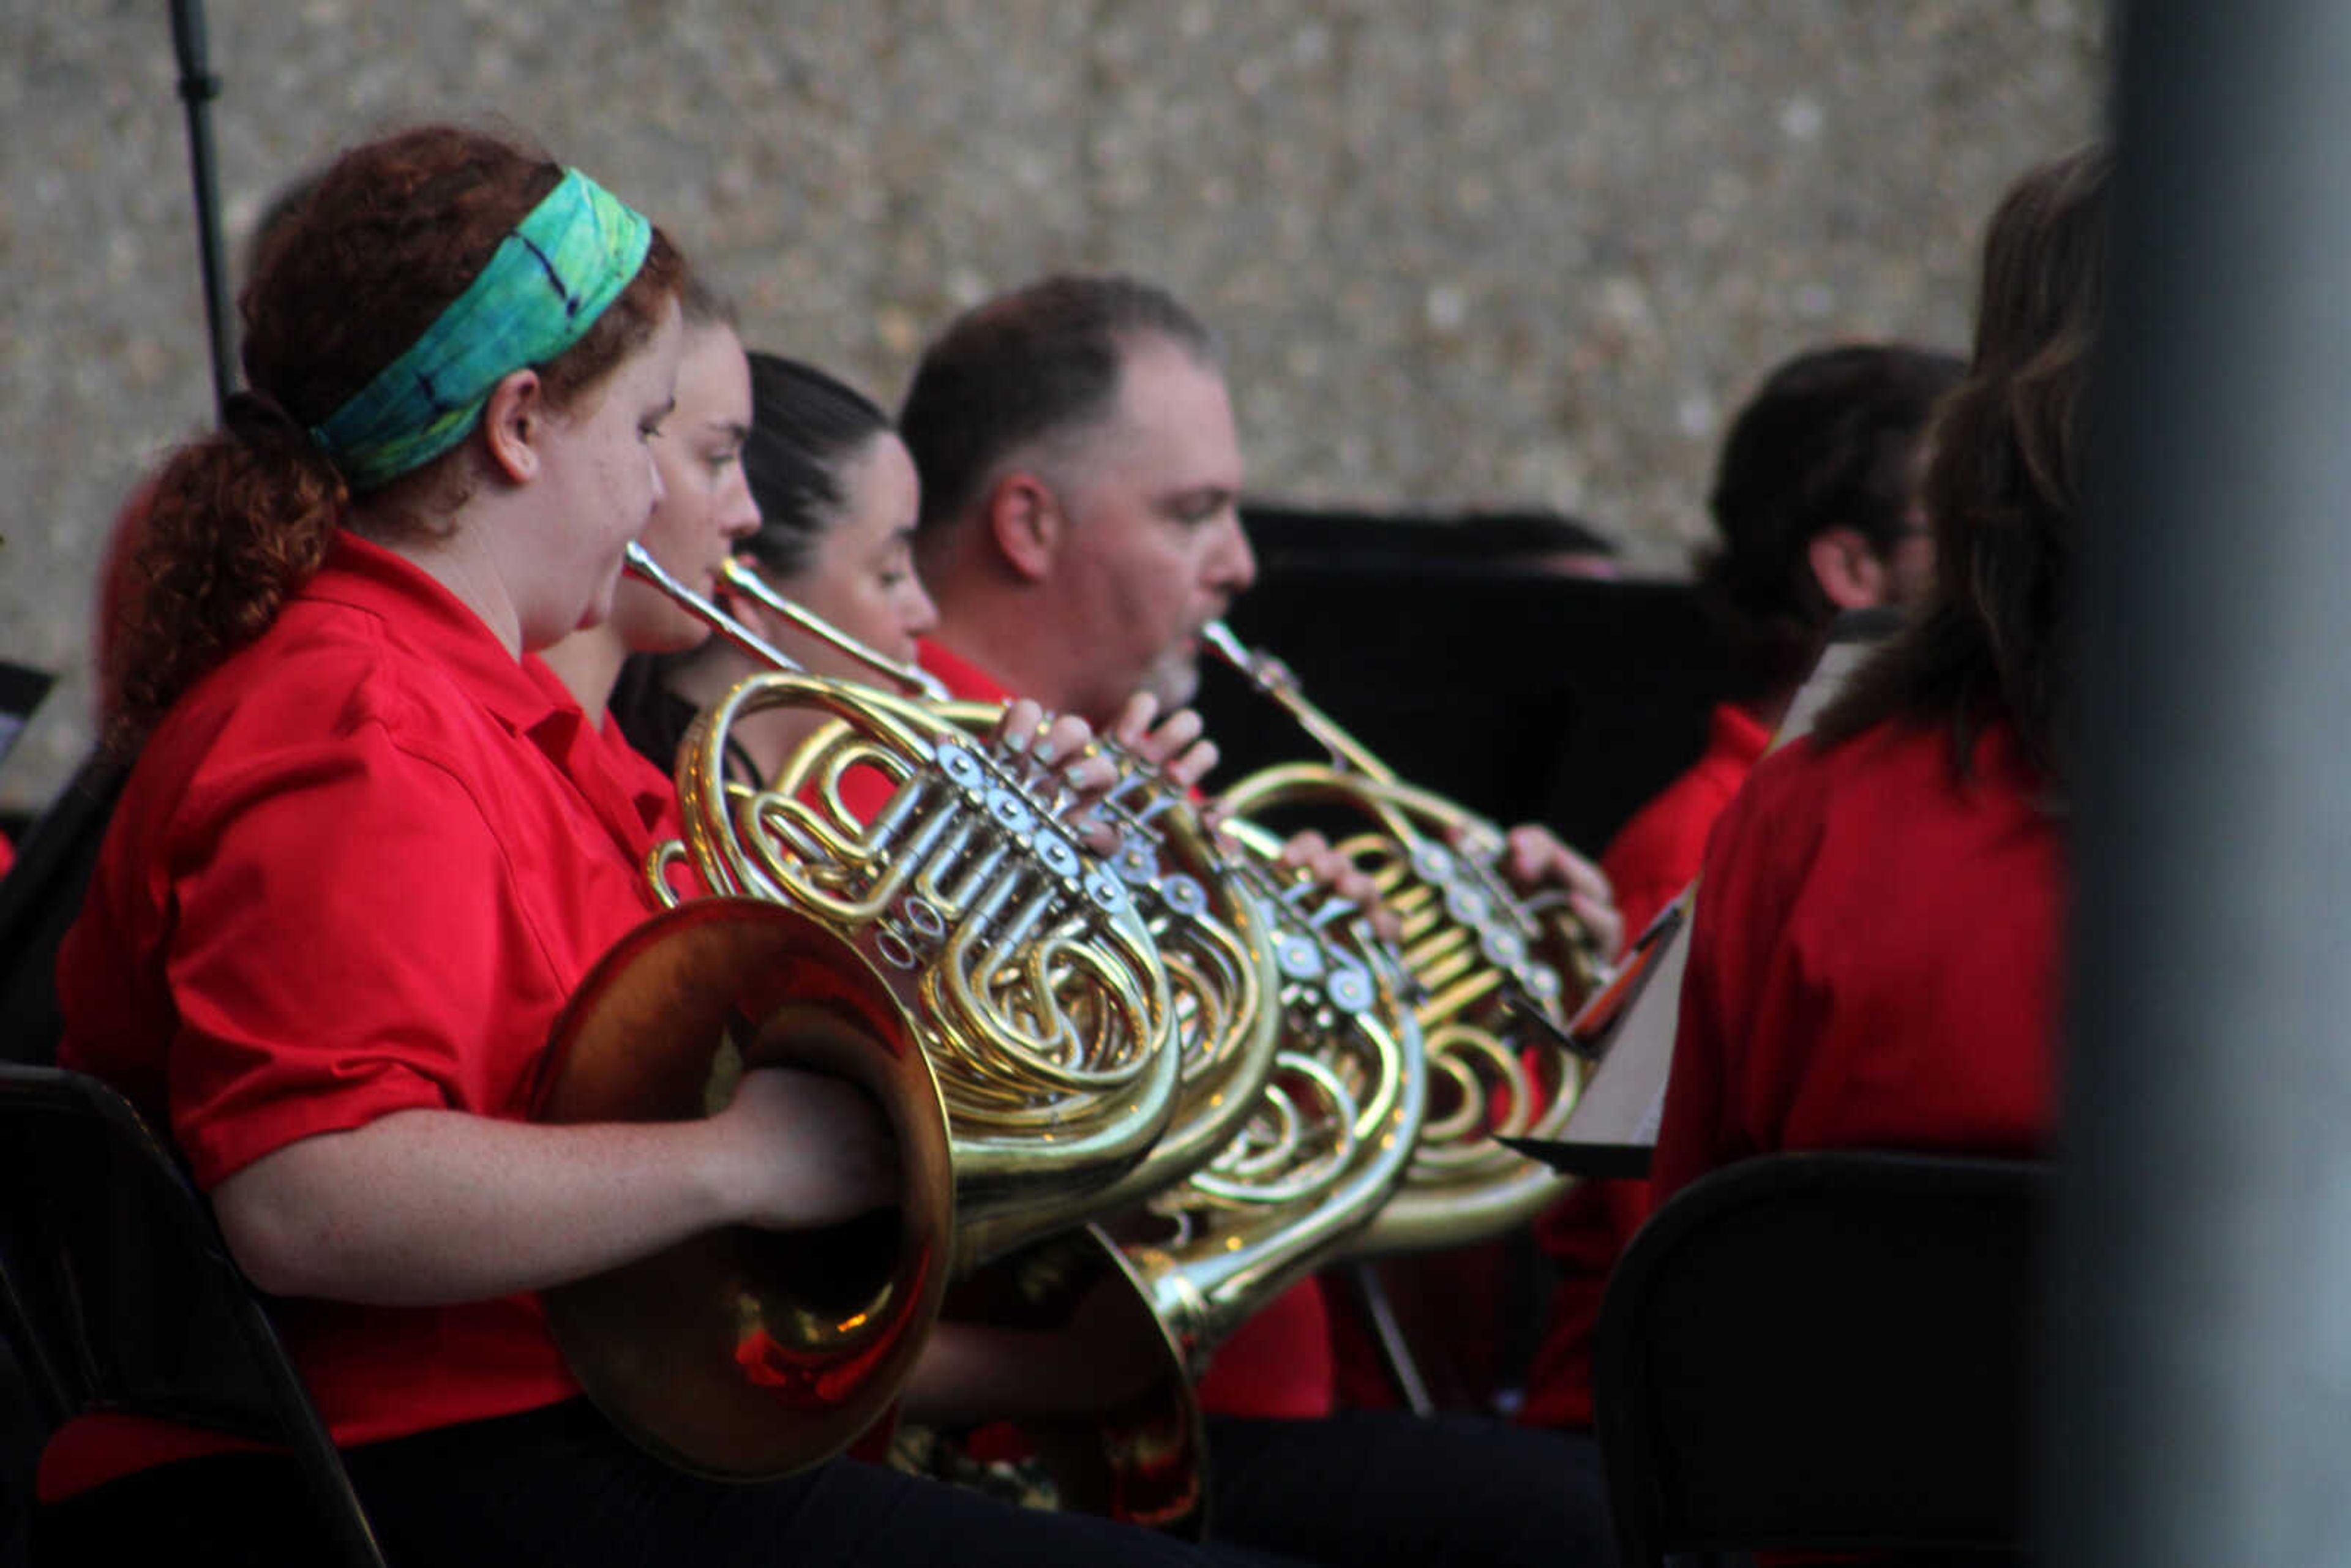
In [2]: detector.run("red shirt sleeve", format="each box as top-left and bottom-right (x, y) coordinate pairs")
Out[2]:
(1599, 703), (1773, 947)
(61, 696), (578, 1192)
(1519, 706), (1768, 1427)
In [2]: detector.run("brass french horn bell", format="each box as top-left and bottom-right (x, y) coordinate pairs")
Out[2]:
(686, 552), (1318, 1535)
(534, 898), (954, 1480)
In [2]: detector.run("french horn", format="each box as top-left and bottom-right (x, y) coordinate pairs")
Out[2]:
(536, 897), (954, 1481)
(545, 544), (1193, 1483)
(706, 558), (1433, 1535)
(722, 560), (1289, 1229)
(1199, 620), (1611, 1252)
(1038, 805), (1430, 1531)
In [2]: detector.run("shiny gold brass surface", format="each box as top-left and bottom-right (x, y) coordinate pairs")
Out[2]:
(864, 680), (1449, 1536)
(629, 544), (1279, 1272)
(906, 1228), (1213, 1534)
(998, 720), (1287, 1222)
(680, 671), (1179, 1270)
(813, 712), (1333, 1540)
(1120, 834), (1429, 1358)
(623, 547), (1420, 1529)
(1200, 621), (1610, 1252)
(721, 556), (954, 703)
(921, 819), (1431, 1539)
(535, 899), (954, 1480)
(707, 561), (1289, 1217)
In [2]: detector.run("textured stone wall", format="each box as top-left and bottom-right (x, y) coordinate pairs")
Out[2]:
(0, 1), (2104, 812)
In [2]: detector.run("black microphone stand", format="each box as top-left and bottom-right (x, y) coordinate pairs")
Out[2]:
(169, 0), (235, 420)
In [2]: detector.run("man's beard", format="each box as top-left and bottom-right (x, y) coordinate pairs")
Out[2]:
(1138, 644), (1202, 713)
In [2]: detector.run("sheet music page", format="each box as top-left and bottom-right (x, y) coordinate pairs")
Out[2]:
(1771, 636), (1877, 752)
(1558, 891), (1692, 1149)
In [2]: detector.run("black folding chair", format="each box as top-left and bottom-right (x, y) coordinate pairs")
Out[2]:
(0, 753), (127, 1564)
(0, 751), (128, 1070)
(0, 1064), (387, 1566)
(1593, 1150), (2046, 1567)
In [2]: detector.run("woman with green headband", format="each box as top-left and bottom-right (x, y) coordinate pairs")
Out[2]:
(43, 124), (1285, 1568)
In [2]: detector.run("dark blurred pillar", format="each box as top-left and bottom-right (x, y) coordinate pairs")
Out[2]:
(2058, 4), (2351, 1564)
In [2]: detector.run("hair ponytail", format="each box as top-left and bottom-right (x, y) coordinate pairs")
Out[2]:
(108, 417), (348, 747)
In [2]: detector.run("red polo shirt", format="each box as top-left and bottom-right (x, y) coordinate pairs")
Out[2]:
(1602, 703), (1775, 947)
(913, 639), (1009, 711)
(1521, 701), (1772, 1429)
(1651, 718), (2061, 1199)
(915, 639), (1335, 1422)
(523, 654), (708, 902)
(47, 535), (677, 1497)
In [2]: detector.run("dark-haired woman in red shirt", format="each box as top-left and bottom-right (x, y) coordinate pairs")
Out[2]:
(1651, 144), (2108, 1252)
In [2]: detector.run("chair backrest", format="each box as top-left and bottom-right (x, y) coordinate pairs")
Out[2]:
(0, 752), (128, 1068)
(1593, 1150), (2047, 1567)
(0, 1064), (387, 1566)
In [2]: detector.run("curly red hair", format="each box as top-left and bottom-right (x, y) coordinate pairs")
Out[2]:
(111, 124), (683, 745)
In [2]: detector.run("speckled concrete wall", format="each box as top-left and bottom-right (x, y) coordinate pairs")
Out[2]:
(0, 1), (2104, 812)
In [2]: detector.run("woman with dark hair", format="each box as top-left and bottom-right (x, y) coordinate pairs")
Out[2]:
(43, 124), (1273, 1568)
(737, 351), (923, 623)
(1648, 142), (2109, 1207)
(610, 348), (940, 782)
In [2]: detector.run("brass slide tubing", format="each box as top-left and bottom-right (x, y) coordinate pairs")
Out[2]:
(629, 546), (1275, 1265)
(718, 548), (1290, 1224)
(1199, 619), (1610, 1252)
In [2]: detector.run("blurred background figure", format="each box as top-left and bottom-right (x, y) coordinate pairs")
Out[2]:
(1648, 143), (2102, 1202)
(1516, 339), (1963, 1436)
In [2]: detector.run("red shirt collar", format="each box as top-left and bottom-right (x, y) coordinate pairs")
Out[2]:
(1711, 701), (1776, 766)
(916, 637), (1015, 704)
(304, 533), (571, 741)
(518, 654), (678, 843)
(305, 536), (666, 857)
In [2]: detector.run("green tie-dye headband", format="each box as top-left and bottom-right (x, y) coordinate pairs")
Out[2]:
(307, 168), (653, 492)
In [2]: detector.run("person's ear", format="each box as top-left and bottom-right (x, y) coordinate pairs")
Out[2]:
(479, 369), (546, 485)
(1807, 526), (1891, 610)
(986, 471), (1065, 583)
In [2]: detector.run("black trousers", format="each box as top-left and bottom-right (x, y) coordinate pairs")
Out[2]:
(35, 1400), (1305, 1568)
(1205, 1411), (1617, 1568)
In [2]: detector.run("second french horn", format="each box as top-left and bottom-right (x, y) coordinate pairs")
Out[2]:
(1199, 619), (1611, 1253)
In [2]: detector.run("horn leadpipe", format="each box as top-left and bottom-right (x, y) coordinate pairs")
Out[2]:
(623, 542), (807, 673)
(1198, 620), (1392, 782)
(722, 557), (953, 703)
